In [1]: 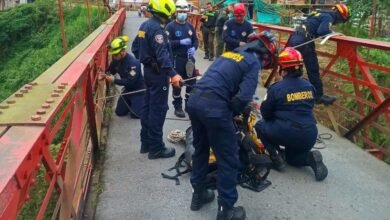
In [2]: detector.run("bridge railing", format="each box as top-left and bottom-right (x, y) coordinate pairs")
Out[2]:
(0, 8), (125, 220)
(188, 14), (390, 159)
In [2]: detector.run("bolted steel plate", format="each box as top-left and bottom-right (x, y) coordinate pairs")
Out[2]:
(0, 83), (71, 126)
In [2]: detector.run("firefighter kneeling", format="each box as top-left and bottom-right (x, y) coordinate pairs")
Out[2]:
(187, 31), (278, 220)
(255, 47), (328, 181)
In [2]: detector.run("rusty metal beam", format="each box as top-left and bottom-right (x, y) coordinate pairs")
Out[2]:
(344, 98), (390, 139)
(58, 0), (68, 54)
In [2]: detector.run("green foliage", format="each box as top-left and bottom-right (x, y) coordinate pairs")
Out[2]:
(0, 1), (109, 219)
(340, 0), (390, 37)
(0, 0), (108, 102)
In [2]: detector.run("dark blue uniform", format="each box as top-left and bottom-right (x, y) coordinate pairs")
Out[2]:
(222, 19), (253, 52)
(287, 11), (340, 98)
(255, 75), (318, 166)
(165, 20), (198, 110)
(107, 53), (145, 118)
(136, 17), (177, 153)
(187, 50), (261, 209)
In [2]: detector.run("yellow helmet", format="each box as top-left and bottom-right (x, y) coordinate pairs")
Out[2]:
(148, 0), (176, 18)
(109, 36), (128, 54)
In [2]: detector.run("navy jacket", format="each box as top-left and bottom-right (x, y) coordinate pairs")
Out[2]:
(306, 12), (339, 37)
(194, 50), (260, 104)
(222, 19), (253, 51)
(136, 17), (176, 77)
(165, 21), (198, 58)
(261, 75), (316, 125)
(107, 53), (144, 91)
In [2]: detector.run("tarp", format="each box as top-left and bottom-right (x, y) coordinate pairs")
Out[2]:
(212, 0), (282, 24)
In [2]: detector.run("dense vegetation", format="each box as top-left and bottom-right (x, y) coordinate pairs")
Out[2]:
(0, 0), (107, 101)
(0, 1), (108, 219)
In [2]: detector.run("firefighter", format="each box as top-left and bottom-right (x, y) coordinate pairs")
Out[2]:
(255, 47), (328, 181)
(135, 0), (182, 159)
(200, 2), (218, 61)
(166, 0), (198, 118)
(187, 31), (279, 220)
(222, 3), (254, 52)
(287, 4), (351, 105)
(102, 36), (145, 118)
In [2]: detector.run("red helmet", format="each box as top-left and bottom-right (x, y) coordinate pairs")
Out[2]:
(278, 47), (303, 69)
(233, 3), (246, 17)
(248, 30), (279, 69)
(334, 4), (350, 22)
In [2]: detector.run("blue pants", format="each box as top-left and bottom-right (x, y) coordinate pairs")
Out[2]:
(115, 88), (144, 118)
(255, 119), (318, 166)
(187, 91), (239, 208)
(172, 56), (196, 109)
(140, 66), (170, 152)
(288, 33), (323, 97)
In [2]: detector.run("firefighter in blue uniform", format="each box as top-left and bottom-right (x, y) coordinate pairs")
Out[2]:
(255, 47), (328, 181)
(166, 0), (198, 118)
(287, 3), (350, 105)
(102, 36), (145, 118)
(222, 3), (254, 52)
(135, 0), (182, 159)
(187, 31), (278, 220)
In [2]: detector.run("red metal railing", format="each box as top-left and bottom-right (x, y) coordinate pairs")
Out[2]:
(0, 8), (125, 220)
(188, 14), (390, 158)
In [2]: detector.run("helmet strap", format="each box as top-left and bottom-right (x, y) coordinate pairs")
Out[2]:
(152, 12), (170, 24)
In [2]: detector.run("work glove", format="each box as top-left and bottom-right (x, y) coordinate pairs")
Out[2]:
(230, 96), (247, 116)
(171, 74), (183, 88)
(180, 38), (192, 46)
(187, 47), (196, 57)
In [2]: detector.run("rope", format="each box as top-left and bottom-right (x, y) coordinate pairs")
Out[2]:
(167, 129), (186, 143)
(97, 76), (199, 101)
(314, 132), (333, 149)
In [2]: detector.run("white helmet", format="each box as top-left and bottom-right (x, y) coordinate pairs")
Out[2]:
(175, 0), (189, 12)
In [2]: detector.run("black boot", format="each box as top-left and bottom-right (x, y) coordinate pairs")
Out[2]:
(148, 146), (176, 159)
(307, 150), (328, 181)
(216, 204), (246, 220)
(315, 95), (337, 105)
(174, 107), (186, 118)
(140, 145), (149, 154)
(190, 187), (215, 211)
(270, 153), (286, 171)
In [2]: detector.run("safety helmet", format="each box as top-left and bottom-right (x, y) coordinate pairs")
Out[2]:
(109, 36), (129, 55)
(278, 47), (303, 69)
(148, 0), (176, 18)
(247, 30), (279, 69)
(334, 4), (350, 22)
(175, 0), (189, 12)
(233, 3), (246, 17)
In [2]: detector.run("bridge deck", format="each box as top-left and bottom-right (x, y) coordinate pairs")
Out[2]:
(95, 12), (390, 220)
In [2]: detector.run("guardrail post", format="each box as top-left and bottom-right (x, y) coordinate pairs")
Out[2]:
(85, 70), (100, 160)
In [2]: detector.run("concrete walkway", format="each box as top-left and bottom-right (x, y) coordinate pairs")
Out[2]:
(95, 12), (390, 220)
